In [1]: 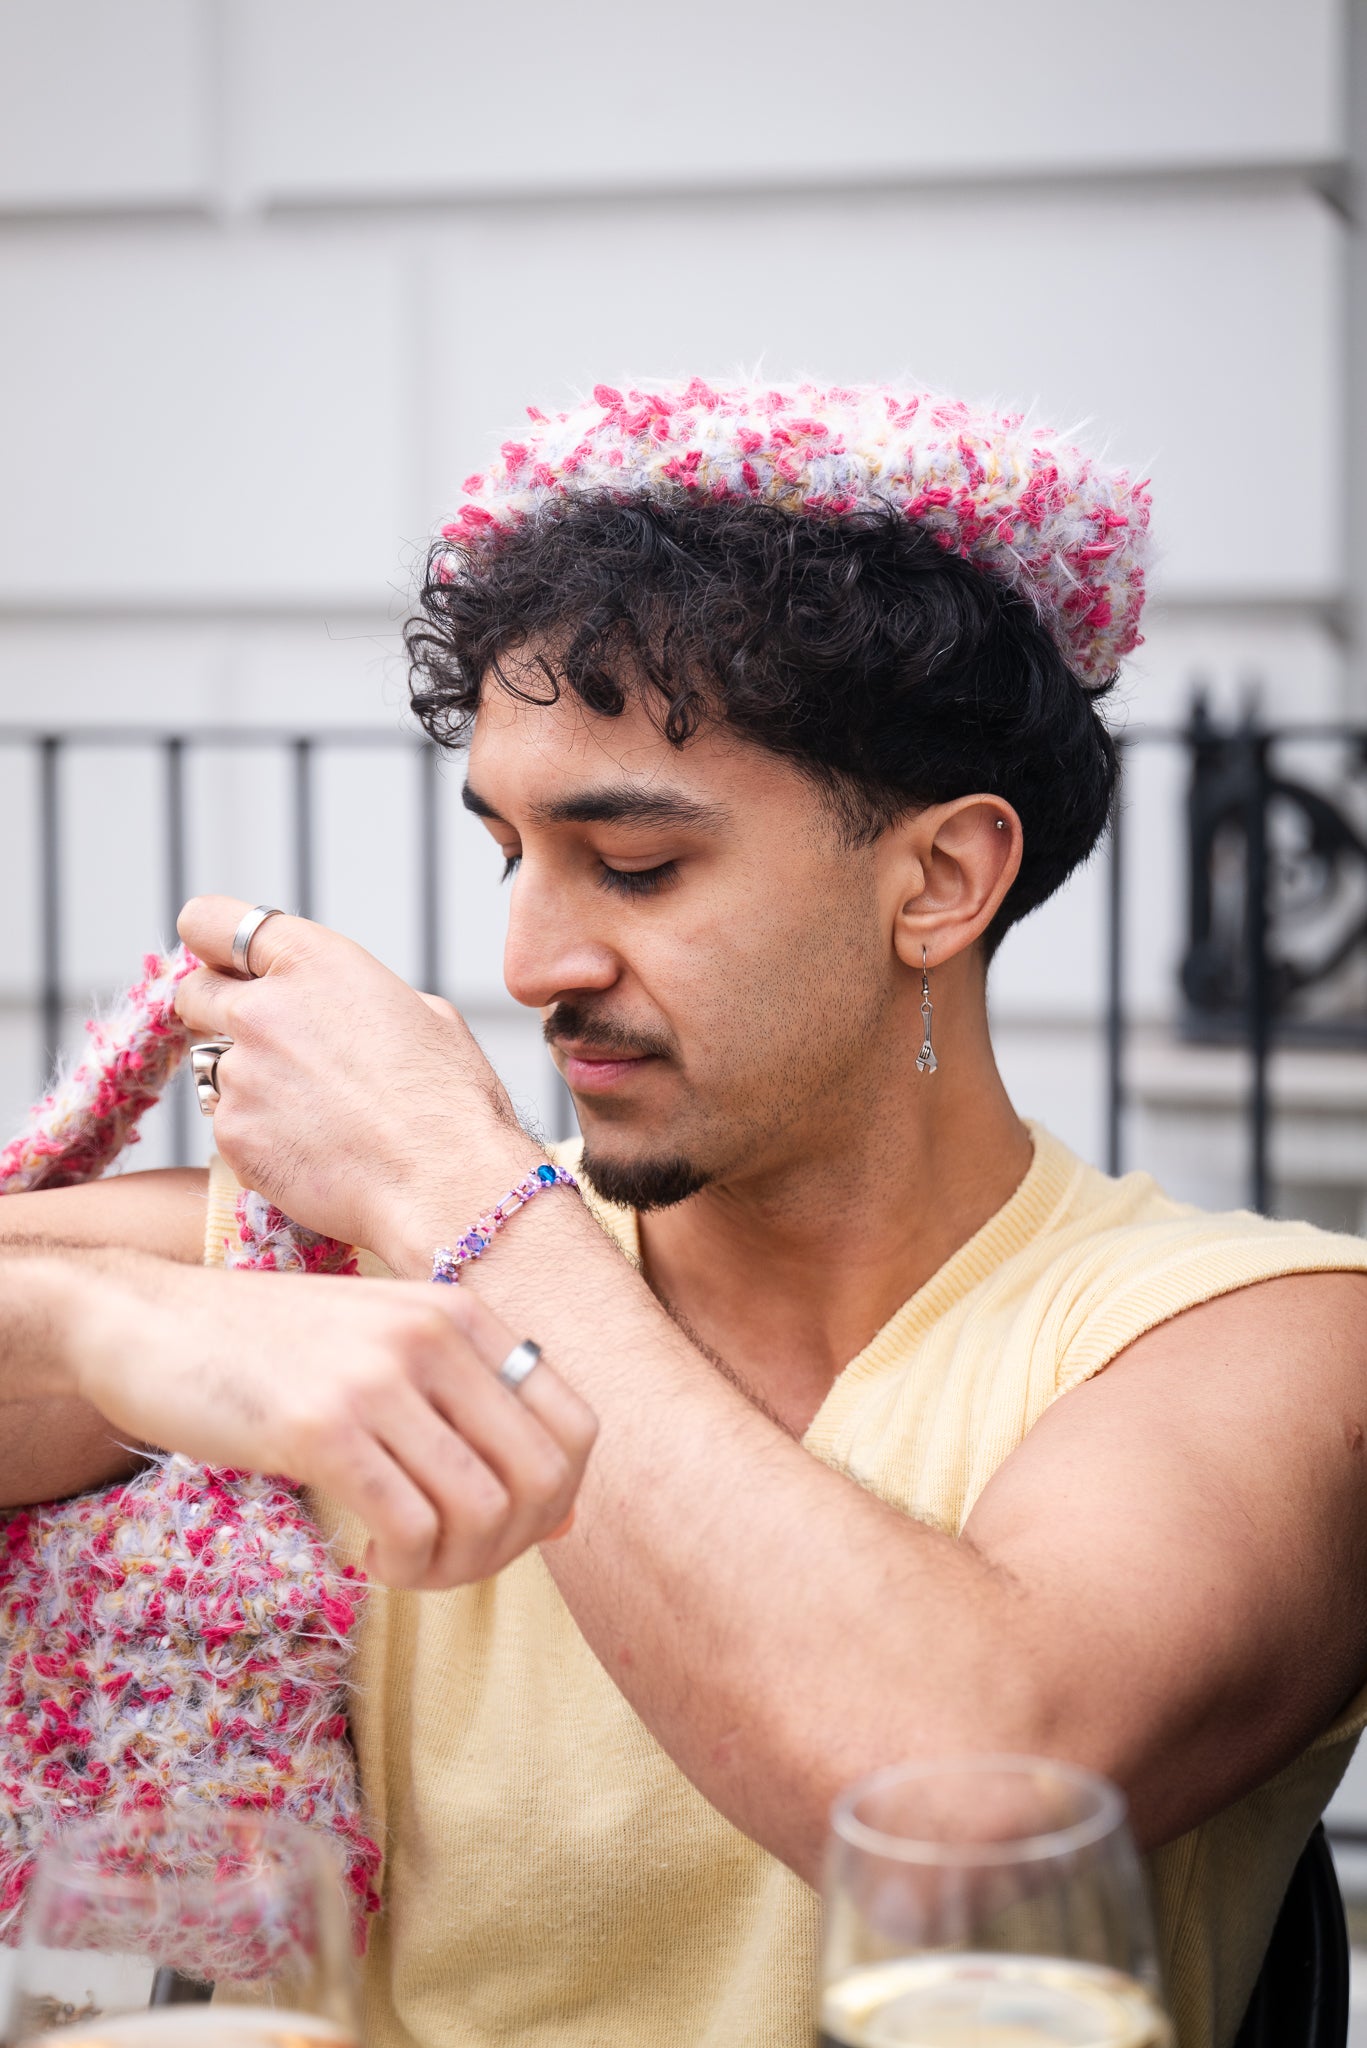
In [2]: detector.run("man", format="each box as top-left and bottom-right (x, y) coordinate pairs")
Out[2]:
(3, 380), (1367, 2048)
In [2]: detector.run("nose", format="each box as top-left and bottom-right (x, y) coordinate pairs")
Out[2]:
(502, 868), (620, 1011)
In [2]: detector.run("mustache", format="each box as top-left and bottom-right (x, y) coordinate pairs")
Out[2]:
(543, 1001), (677, 1063)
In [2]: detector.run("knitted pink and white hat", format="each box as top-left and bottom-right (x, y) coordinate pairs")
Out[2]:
(440, 380), (1152, 689)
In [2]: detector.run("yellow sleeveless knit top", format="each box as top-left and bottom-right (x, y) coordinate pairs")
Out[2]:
(205, 1126), (1367, 2048)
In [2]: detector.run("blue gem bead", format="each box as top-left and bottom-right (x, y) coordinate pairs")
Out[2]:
(537, 1164), (557, 1184)
(459, 1233), (486, 1255)
(432, 1269), (457, 1285)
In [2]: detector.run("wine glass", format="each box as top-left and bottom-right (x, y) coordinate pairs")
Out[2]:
(819, 1755), (1172, 2047)
(8, 1811), (359, 2048)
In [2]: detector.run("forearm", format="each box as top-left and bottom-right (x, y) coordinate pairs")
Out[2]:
(382, 1146), (1051, 1881)
(0, 1246), (171, 1503)
(0, 1168), (210, 1263)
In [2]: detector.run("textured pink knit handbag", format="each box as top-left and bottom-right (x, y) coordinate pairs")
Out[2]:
(0, 948), (381, 1945)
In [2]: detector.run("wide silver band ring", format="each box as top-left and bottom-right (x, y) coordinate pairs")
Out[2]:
(231, 904), (286, 979)
(496, 1339), (542, 1394)
(189, 1038), (234, 1117)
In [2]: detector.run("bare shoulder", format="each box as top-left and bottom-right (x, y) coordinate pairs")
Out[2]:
(1136, 1265), (1367, 1364)
(965, 1270), (1367, 1844)
(976, 1267), (1367, 1554)
(1076, 1267), (1367, 1450)
(0, 1167), (210, 1265)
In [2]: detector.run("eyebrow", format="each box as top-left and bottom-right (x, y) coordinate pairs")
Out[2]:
(461, 781), (729, 831)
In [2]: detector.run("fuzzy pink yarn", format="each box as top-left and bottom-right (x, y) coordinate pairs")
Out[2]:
(441, 378), (1152, 688)
(0, 949), (379, 1947)
(0, 951), (198, 1194)
(0, 1462), (381, 1948)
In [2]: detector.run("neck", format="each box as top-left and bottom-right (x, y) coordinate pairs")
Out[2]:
(635, 1017), (1032, 1438)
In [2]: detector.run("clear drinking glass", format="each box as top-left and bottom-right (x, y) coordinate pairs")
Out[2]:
(7, 1812), (359, 2048)
(819, 1755), (1173, 2047)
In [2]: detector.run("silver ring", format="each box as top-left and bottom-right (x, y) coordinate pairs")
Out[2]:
(231, 905), (285, 979)
(189, 1038), (234, 1117)
(496, 1339), (542, 1394)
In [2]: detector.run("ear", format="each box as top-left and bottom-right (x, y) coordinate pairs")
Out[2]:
(883, 797), (1022, 971)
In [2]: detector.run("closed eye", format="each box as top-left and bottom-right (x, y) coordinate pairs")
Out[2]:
(599, 861), (679, 898)
(499, 854), (680, 896)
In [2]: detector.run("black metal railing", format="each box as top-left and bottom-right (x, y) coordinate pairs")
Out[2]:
(0, 725), (445, 1166)
(5, 714), (1367, 1869)
(5, 710), (1367, 1204)
(1107, 710), (1367, 1212)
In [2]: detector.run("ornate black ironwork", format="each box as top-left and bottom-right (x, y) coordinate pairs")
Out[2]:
(1179, 697), (1367, 1047)
(1106, 703), (1367, 1212)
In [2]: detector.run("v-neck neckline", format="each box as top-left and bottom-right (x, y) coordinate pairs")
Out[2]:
(801, 1122), (1082, 1455)
(567, 1122), (1084, 1455)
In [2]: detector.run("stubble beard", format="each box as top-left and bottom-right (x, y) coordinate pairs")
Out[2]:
(551, 910), (891, 1214)
(545, 996), (713, 1211)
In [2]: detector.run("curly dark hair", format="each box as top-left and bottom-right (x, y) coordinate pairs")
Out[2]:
(405, 495), (1118, 957)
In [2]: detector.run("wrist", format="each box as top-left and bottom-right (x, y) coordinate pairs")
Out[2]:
(7, 1252), (134, 1403)
(373, 1129), (552, 1280)
(42, 1248), (194, 1410)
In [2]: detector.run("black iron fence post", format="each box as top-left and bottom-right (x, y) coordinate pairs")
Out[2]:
(1105, 749), (1126, 1177)
(164, 736), (188, 1165)
(293, 738), (314, 921)
(1242, 724), (1273, 1215)
(38, 736), (62, 1080)
(418, 741), (441, 997)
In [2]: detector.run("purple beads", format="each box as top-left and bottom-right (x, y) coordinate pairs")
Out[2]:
(430, 1164), (578, 1286)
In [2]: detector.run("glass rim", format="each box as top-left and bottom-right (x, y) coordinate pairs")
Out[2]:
(829, 1753), (1129, 1867)
(30, 1808), (329, 1903)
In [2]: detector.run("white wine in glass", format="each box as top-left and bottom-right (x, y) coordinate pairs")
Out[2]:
(819, 1756), (1173, 2047)
(8, 1812), (359, 2048)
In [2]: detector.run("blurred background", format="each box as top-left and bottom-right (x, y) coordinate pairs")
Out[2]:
(2, 0), (1367, 1990)
(3, 0), (1366, 1206)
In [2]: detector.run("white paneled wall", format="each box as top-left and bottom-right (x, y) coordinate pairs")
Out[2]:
(0, 3), (211, 209)
(0, 0), (1357, 1170)
(240, 0), (1341, 194)
(0, 237), (414, 601)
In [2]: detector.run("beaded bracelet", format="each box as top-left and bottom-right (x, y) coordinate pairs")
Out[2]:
(430, 1162), (579, 1284)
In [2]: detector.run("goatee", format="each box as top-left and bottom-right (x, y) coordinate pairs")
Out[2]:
(577, 1146), (712, 1212)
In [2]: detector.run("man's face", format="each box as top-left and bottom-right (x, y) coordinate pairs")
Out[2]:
(463, 675), (899, 1209)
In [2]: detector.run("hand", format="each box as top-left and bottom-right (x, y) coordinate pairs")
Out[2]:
(64, 1258), (597, 1589)
(174, 896), (534, 1263)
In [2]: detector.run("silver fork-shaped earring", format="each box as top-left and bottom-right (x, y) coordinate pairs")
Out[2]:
(916, 947), (938, 1075)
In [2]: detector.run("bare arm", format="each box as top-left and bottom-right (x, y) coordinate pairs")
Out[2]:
(431, 1222), (1367, 1878)
(0, 1168), (210, 1501)
(0, 1249), (595, 1576)
(0, 1167), (210, 1262)
(959, 1271), (1367, 1840)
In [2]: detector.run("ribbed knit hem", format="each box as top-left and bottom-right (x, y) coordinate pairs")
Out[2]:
(1055, 1231), (1367, 1396)
(203, 1152), (241, 1269)
(804, 1122), (1076, 1458)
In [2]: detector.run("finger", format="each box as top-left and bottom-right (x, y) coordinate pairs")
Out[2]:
(313, 1429), (443, 1590)
(177, 895), (314, 981)
(411, 1331), (582, 1569)
(425, 1284), (599, 1478)
(367, 1378), (515, 1589)
(173, 964), (247, 1040)
(416, 992), (461, 1024)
